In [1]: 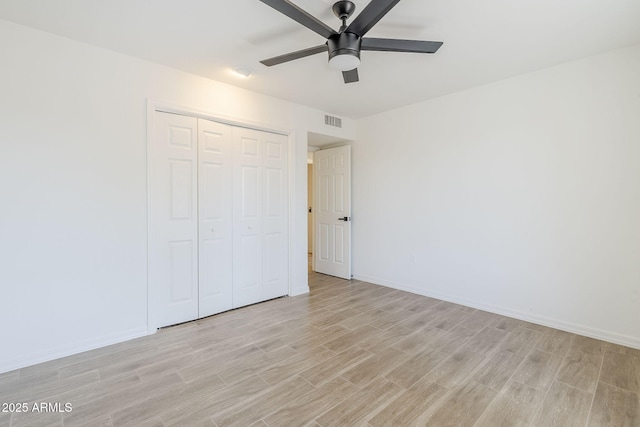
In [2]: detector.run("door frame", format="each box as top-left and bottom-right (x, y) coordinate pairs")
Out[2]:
(146, 99), (296, 334)
(312, 145), (352, 279)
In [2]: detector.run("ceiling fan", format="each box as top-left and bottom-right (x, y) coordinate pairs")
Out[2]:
(258, 0), (443, 83)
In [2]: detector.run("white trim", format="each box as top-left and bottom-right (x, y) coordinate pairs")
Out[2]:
(353, 274), (640, 350)
(146, 99), (296, 333)
(146, 100), (156, 334)
(150, 100), (291, 136)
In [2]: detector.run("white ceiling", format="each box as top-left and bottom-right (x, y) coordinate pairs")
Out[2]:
(1, 0), (639, 119)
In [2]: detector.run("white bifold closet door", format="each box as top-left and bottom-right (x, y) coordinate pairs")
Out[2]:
(198, 119), (233, 317)
(150, 111), (288, 329)
(232, 127), (289, 308)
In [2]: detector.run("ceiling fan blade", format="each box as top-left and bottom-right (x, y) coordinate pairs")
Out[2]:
(345, 0), (402, 37)
(342, 68), (359, 83)
(260, 45), (328, 67)
(259, 0), (337, 39)
(361, 38), (443, 53)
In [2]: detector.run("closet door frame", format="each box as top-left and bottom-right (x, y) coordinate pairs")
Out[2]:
(146, 100), (295, 333)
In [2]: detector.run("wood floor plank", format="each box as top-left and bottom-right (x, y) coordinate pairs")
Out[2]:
(368, 381), (448, 427)
(56, 341), (158, 379)
(433, 325), (479, 354)
(472, 349), (525, 392)
(357, 325), (413, 352)
(299, 346), (372, 386)
(97, 343), (194, 380)
(512, 349), (564, 391)
(321, 325), (381, 353)
(392, 327), (447, 355)
(569, 335), (604, 356)
(423, 348), (488, 389)
(215, 345), (297, 385)
(604, 342), (640, 359)
(463, 326), (508, 356)
(263, 377), (358, 427)
(499, 326), (541, 356)
(335, 309), (381, 330)
(385, 348), (450, 389)
(556, 349), (603, 392)
(0, 369), (59, 398)
(0, 370), (100, 404)
(397, 310), (438, 331)
(402, 295), (441, 313)
(599, 350), (640, 394)
(0, 369), (19, 382)
(492, 316), (534, 332)
(177, 344), (263, 383)
(588, 381), (640, 427)
(315, 378), (402, 426)
(258, 346), (335, 386)
(288, 325), (350, 352)
(456, 310), (501, 332)
(532, 381), (593, 427)
(7, 410), (63, 427)
(427, 305), (471, 331)
(62, 372), (185, 426)
(341, 347), (409, 387)
(160, 375), (270, 426)
(475, 380), (545, 427)
(424, 380), (497, 426)
(536, 329), (573, 356)
(311, 308), (363, 330)
(368, 308), (415, 331)
(212, 375), (315, 426)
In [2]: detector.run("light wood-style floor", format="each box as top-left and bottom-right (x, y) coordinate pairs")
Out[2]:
(1, 272), (639, 427)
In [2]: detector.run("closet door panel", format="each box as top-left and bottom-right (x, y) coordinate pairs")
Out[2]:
(233, 128), (263, 308)
(198, 119), (233, 317)
(151, 112), (199, 328)
(262, 133), (289, 300)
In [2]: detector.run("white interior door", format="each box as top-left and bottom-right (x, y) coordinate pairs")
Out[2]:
(150, 112), (199, 327)
(198, 119), (233, 317)
(314, 145), (351, 279)
(307, 164), (313, 254)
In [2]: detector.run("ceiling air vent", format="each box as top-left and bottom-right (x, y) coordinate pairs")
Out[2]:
(324, 114), (342, 128)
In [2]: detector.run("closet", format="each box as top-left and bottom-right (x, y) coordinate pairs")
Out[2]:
(149, 111), (289, 328)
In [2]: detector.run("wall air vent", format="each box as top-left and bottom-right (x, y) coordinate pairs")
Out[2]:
(324, 114), (342, 128)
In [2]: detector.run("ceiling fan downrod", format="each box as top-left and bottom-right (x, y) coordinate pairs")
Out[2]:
(332, 0), (356, 31)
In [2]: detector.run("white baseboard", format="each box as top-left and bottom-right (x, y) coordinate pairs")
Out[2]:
(353, 274), (640, 350)
(0, 327), (149, 374)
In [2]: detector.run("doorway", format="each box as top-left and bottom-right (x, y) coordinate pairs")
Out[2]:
(307, 132), (353, 279)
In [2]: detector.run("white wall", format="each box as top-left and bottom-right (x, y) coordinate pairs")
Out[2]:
(353, 44), (640, 348)
(0, 20), (355, 373)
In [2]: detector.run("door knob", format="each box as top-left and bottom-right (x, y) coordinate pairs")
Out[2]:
(338, 217), (351, 221)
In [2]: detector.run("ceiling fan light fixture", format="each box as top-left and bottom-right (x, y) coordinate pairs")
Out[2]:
(232, 66), (253, 78)
(328, 52), (360, 71)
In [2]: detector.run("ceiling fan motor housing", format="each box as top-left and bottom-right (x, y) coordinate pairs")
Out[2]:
(327, 31), (361, 62)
